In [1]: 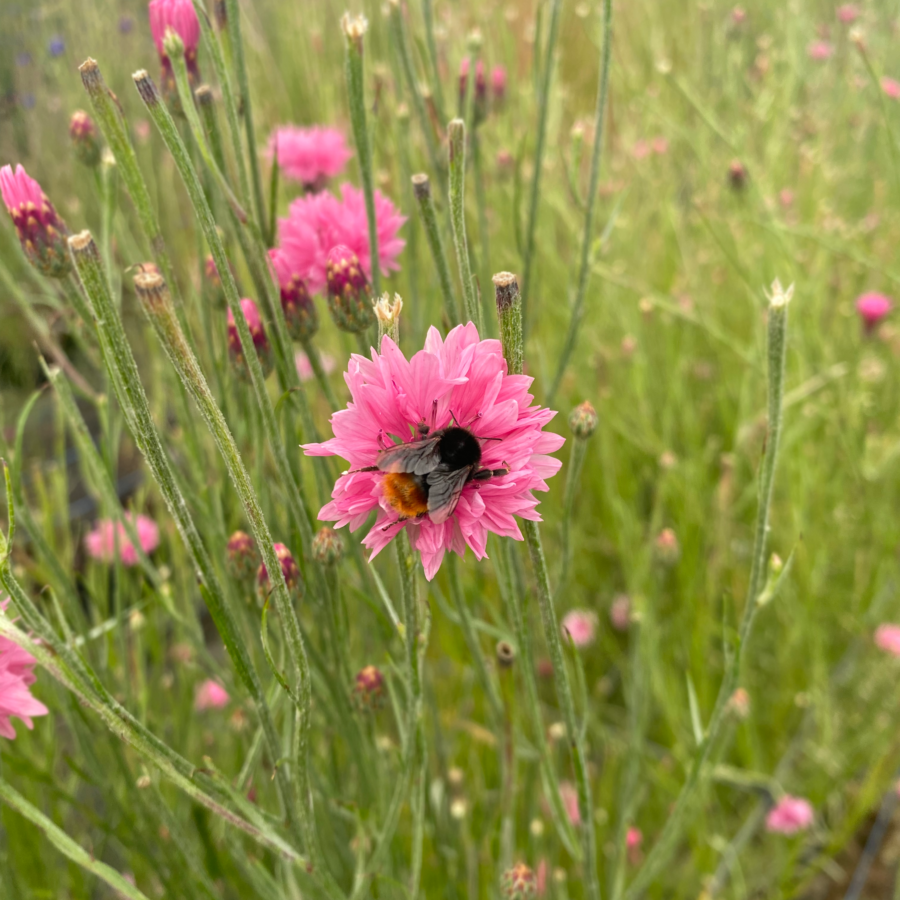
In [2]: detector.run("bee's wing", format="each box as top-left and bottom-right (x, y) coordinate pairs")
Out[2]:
(377, 437), (443, 475)
(426, 466), (472, 524)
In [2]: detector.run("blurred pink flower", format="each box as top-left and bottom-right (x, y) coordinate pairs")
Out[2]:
(295, 350), (335, 382)
(731, 6), (746, 25)
(227, 297), (273, 377)
(627, 826), (643, 863)
(0, 599), (49, 739)
(194, 679), (229, 711)
(559, 780), (580, 825)
(148, 0), (200, 58)
(766, 795), (814, 834)
(269, 125), (352, 188)
(837, 4), (859, 23)
(303, 324), (564, 580)
(875, 623), (900, 656)
(84, 513), (160, 566)
(492, 65), (507, 101)
(779, 188), (795, 208)
(856, 292), (892, 332)
(561, 609), (598, 647)
(632, 139), (651, 160)
(651, 136), (669, 155)
(536, 858), (547, 896)
(610, 594), (631, 631)
(882, 77), (900, 99)
(278, 184), (405, 293)
(808, 41), (833, 61)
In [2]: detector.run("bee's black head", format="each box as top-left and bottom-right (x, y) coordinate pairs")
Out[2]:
(438, 426), (482, 470)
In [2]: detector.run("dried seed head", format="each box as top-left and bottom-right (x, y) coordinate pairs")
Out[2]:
(496, 640), (516, 668)
(341, 12), (368, 50)
(492, 271), (519, 312)
(411, 173), (431, 200)
(766, 279), (794, 309)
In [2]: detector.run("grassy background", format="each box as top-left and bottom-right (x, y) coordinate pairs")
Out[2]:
(2, 0), (900, 897)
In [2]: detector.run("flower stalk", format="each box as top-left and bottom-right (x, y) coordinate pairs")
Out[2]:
(412, 173), (460, 327)
(343, 12), (381, 297)
(448, 119), (482, 331)
(549, 0), (613, 402)
(622, 281), (792, 898)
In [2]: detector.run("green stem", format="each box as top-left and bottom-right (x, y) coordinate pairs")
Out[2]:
(471, 130), (493, 335)
(548, 0), (613, 401)
(559, 435), (589, 594)
(0, 775), (151, 900)
(520, 0), (563, 330)
(622, 285), (791, 899)
(412, 173), (460, 327)
(131, 271), (339, 893)
(64, 232), (313, 868)
(224, 0), (266, 226)
(389, 3), (443, 183)
(448, 119), (482, 331)
(421, 0), (445, 124)
(343, 14), (381, 296)
(133, 69), (316, 553)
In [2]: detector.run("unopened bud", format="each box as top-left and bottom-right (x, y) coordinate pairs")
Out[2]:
(269, 249), (318, 340)
(312, 526), (345, 565)
(1, 164), (71, 278)
(568, 401), (598, 439)
(496, 640), (515, 668)
(69, 110), (102, 167)
(769, 552), (784, 575)
(227, 298), (273, 380)
(326, 244), (375, 333)
(727, 687), (751, 720)
(353, 665), (385, 709)
(654, 527), (680, 566)
(500, 863), (537, 899)
(256, 542), (302, 603)
(225, 530), (259, 580)
(374, 292), (403, 343)
(728, 159), (747, 190)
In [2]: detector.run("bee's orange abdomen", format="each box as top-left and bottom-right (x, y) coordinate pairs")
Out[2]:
(382, 473), (429, 518)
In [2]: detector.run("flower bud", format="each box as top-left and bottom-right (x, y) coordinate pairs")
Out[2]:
(269, 248), (318, 340)
(492, 65), (507, 105)
(225, 530), (259, 580)
(728, 159), (747, 190)
(256, 542), (302, 603)
(654, 527), (680, 566)
(312, 526), (345, 566)
(500, 863), (537, 899)
(496, 640), (515, 668)
(568, 401), (598, 439)
(69, 110), (102, 168)
(0, 164), (71, 278)
(727, 687), (750, 720)
(326, 244), (375, 333)
(353, 665), (385, 709)
(227, 298), (273, 380)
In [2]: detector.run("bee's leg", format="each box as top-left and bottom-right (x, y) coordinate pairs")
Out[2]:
(347, 465), (380, 474)
(381, 516), (409, 531)
(471, 464), (510, 482)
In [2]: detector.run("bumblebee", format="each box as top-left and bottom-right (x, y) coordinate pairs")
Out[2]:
(361, 425), (508, 525)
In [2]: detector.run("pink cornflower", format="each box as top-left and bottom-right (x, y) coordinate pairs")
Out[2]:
(609, 594), (631, 631)
(194, 679), (229, 711)
(559, 780), (581, 826)
(808, 40), (834, 61)
(303, 324), (564, 581)
(84, 513), (160, 566)
(0, 164), (71, 278)
(856, 292), (892, 332)
(492, 65), (507, 102)
(0, 599), (49, 739)
(766, 795), (814, 834)
(561, 609), (597, 647)
(882, 77), (900, 99)
(269, 125), (352, 190)
(458, 58), (486, 102)
(277, 184), (405, 293)
(626, 826), (643, 864)
(148, 0), (200, 61)
(875, 623), (900, 656)
(837, 4), (859, 24)
(295, 350), (335, 383)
